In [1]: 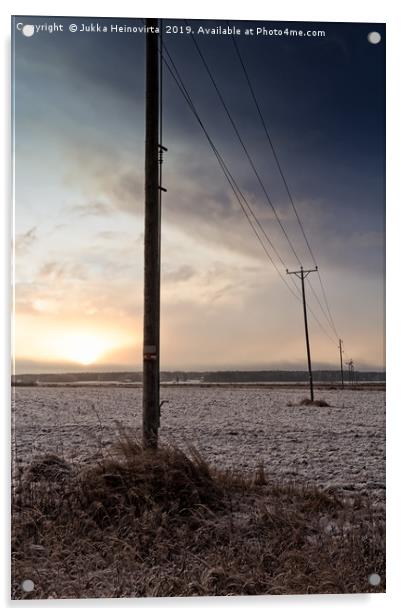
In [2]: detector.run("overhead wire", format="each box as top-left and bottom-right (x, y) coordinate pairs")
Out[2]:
(138, 18), (342, 349)
(185, 21), (303, 268)
(162, 47), (295, 295)
(162, 43), (339, 346)
(229, 31), (341, 341)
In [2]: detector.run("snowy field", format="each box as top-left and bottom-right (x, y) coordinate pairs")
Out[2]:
(12, 386), (385, 502)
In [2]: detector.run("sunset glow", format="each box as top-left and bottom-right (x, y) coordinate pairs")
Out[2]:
(56, 332), (113, 366)
(13, 312), (138, 371)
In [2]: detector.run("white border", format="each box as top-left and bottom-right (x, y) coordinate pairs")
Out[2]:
(2, 1), (401, 614)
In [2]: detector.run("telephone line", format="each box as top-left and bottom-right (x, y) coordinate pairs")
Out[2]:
(230, 31), (316, 263)
(307, 278), (338, 339)
(162, 50), (293, 292)
(140, 18), (346, 374)
(186, 22), (303, 268)
(162, 45), (340, 347)
(230, 32), (341, 342)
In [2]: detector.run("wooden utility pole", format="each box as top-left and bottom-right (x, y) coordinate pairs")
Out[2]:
(143, 18), (160, 448)
(286, 266), (318, 401)
(350, 359), (355, 386)
(338, 339), (344, 389)
(346, 359), (355, 386)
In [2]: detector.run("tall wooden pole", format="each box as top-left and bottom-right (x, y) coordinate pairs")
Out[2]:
(143, 18), (160, 448)
(300, 268), (314, 402)
(287, 266), (318, 401)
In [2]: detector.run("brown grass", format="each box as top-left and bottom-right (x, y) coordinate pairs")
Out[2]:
(288, 398), (330, 407)
(11, 433), (385, 599)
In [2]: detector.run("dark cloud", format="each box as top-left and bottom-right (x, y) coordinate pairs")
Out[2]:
(84, 160), (383, 279)
(17, 16), (384, 278)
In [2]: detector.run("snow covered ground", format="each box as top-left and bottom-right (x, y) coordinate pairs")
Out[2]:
(12, 386), (385, 502)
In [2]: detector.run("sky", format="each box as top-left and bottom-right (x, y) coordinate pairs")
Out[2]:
(12, 16), (385, 373)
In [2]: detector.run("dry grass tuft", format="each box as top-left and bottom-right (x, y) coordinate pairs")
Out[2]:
(296, 398), (330, 407)
(12, 435), (385, 599)
(25, 455), (72, 483)
(78, 432), (226, 523)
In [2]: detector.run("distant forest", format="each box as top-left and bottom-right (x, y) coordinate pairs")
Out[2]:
(12, 370), (385, 385)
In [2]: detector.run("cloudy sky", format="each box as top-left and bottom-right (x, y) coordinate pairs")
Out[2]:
(12, 16), (385, 373)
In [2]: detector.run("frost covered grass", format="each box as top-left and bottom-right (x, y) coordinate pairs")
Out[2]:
(12, 432), (385, 599)
(12, 386), (386, 498)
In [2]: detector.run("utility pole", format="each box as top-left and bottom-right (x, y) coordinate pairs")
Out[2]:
(338, 339), (344, 389)
(143, 18), (161, 448)
(287, 266), (318, 401)
(347, 359), (354, 386)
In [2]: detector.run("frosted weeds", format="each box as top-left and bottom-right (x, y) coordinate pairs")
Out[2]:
(12, 386), (385, 501)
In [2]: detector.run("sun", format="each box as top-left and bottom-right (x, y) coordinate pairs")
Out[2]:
(15, 314), (138, 369)
(58, 332), (111, 366)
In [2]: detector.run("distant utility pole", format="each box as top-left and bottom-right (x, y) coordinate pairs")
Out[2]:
(286, 266), (318, 401)
(143, 18), (161, 448)
(347, 359), (354, 386)
(338, 339), (344, 389)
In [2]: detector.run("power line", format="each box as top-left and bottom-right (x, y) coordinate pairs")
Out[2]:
(185, 22), (303, 268)
(162, 48), (295, 295)
(229, 32), (341, 342)
(316, 269), (339, 339)
(163, 44), (338, 345)
(162, 44), (340, 347)
(163, 47), (305, 302)
(229, 31), (315, 262)
(139, 18), (344, 357)
(307, 278), (338, 339)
